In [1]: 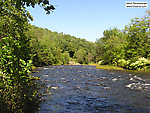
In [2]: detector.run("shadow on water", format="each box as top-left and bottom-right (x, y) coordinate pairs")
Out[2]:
(32, 65), (150, 113)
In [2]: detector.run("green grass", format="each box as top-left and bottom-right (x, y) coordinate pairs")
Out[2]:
(89, 64), (124, 70)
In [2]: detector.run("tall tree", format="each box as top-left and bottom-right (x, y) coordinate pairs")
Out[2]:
(125, 16), (150, 59)
(96, 28), (126, 65)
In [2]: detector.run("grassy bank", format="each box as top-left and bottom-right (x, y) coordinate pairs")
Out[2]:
(89, 64), (124, 70)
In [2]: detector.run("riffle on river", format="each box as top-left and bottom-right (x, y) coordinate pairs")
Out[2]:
(32, 65), (150, 113)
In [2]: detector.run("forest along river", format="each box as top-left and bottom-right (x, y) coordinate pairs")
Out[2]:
(32, 65), (150, 113)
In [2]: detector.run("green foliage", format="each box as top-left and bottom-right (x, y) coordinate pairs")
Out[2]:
(96, 13), (150, 71)
(129, 57), (150, 70)
(0, 0), (55, 112)
(0, 77), (42, 113)
(96, 28), (126, 66)
(125, 16), (150, 59)
(118, 57), (150, 71)
(0, 36), (31, 86)
(0, 28), (41, 113)
(29, 26), (96, 66)
(61, 51), (70, 64)
(118, 59), (130, 68)
(74, 49), (88, 64)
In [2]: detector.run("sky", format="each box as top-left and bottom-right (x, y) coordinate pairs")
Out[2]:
(27, 0), (149, 42)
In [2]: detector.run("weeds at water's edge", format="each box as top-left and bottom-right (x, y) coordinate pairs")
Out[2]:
(89, 64), (124, 70)
(89, 64), (150, 72)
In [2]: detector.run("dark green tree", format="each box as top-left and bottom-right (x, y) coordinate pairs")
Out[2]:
(96, 28), (126, 66)
(125, 16), (150, 60)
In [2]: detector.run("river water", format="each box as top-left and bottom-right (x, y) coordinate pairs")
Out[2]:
(32, 65), (150, 113)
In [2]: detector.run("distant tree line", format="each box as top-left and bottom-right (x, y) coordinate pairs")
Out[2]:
(29, 26), (96, 66)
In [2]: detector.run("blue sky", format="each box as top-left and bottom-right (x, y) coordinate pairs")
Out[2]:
(27, 0), (149, 42)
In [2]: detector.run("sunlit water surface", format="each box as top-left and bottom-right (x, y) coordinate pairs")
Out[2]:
(32, 65), (150, 113)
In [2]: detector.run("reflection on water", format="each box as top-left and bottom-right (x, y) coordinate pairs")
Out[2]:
(32, 65), (150, 113)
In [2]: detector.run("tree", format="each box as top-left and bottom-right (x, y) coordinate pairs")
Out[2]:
(74, 49), (88, 64)
(0, 0), (55, 112)
(61, 51), (70, 64)
(125, 16), (150, 59)
(96, 28), (126, 66)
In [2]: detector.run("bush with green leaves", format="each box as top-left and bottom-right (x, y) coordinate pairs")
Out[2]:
(0, 35), (42, 113)
(0, 0), (55, 112)
(117, 57), (150, 71)
(129, 57), (150, 70)
(118, 59), (130, 68)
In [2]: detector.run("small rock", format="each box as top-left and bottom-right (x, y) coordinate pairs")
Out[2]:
(103, 87), (110, 89)
(61, 78), (65, 80)
(101, 77), (106, 79)
(44, 68), (49, 70)
(43, 75), (49, 77)
(112, 78), (117, 81)
(130, 78), (134, 81)
(51, 86), (59, 90)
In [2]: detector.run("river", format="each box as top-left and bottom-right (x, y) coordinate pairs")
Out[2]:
(32, 65), (150, 113)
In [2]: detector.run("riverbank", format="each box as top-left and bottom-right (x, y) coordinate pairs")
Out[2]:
(89, 64), (150, 72)
(89, 64), (124, 70)
(31, 63), (149, 72)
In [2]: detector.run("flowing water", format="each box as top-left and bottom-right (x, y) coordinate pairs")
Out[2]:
(32, 65), (150, 113)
